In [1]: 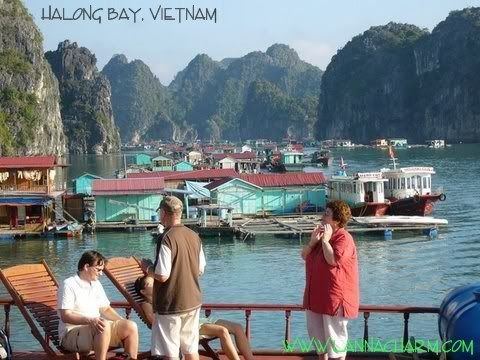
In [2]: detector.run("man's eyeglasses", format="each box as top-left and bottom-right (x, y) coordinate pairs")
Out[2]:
(90, 265), (104, 274)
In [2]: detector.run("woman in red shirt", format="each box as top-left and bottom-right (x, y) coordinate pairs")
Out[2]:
(301, 200), (359, 360)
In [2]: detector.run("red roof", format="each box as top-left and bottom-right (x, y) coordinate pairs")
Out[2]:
(213, 151), (258, 161)
(239, 173), (326, 187)
(91, 178), (165, 195)
(0, 156), (59, 168)
(128, 169), (238, 181)
(127, 171), (180, 179)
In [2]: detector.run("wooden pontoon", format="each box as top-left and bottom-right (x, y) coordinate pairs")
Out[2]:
(234, 216), (448, 240)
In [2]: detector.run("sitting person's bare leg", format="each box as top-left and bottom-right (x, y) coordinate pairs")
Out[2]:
(93, 322), (111, 360)
(115, 319), (139, 359)
(215, 320), (254, 360)
(184, 353), (200, 360)
(200, 323), (240, 360)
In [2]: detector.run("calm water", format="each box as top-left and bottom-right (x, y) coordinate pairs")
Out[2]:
(1, 144), (480, 352)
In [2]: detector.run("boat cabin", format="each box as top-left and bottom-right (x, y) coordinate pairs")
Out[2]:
(388, 138), (408, 148)
(382, 167), (435, 200)
(426, 139), (445, 148)
(328, 172), (387, 205)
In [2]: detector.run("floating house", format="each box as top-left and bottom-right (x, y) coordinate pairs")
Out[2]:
(388, 138), (408, 148)
(241, 144), (253, 153)
(281, 152), (304, 171)
(127, 169), (238, 189)
(174, 161), (194, 172)
(213, 152), (260, 173)
(371, 139), (388, 147)
(187, 150), (202, 165)
(333, 139), (354, 148)
(0, 156), (67, 234)
(91, 178), (164, 222)
(426, 140), (445, 148)
(134, 153), (152, 166)
(218, 157), (236, 170)
(72, 173), (103, 195)
(206, 173), (327, 216)
(151, 155), (174, 171)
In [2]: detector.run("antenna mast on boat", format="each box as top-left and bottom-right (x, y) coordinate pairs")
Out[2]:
(388, 146), (397, 170)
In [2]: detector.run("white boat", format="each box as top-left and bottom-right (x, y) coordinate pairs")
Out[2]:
(328, 170), (390, 217)
(380, 147), (446, 216)
(352, 215), (448, 227)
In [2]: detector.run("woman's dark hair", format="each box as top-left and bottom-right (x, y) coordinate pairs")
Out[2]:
(326, 200), (351, 228)
(134, 275), (149, 298)
(77, 251), (106, 271)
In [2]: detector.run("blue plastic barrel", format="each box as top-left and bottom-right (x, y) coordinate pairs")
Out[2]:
(151, 214), (159, 222)
(438, 283), (480, 359)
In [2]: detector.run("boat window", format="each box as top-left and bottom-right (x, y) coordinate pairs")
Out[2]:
(353, 183), (356, 193)
(411, 176), (416, 189)
(428, 177), (431, 188)
(397, 178), (400, 189)
(423, 177), (427, 189)
(373, 182), (377, 192)
(401, 178), (405, 189)
(407, 177), (411, 189)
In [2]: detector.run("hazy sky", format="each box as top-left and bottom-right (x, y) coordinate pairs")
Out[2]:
(24, 0), (478, 85)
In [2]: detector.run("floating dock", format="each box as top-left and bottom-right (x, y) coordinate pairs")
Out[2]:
(234, 215), (448, 240)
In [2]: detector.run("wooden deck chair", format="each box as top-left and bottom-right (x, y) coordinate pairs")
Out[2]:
(104, 257), (219, 360)
(0, 260), (75, 358)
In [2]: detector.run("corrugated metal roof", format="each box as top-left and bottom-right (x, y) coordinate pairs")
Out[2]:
(212, 152), (257, 161)
(206, 172), (327, 190)
(128, 169), (238, 181)
(91, 178), (165, 195)
(204, 177), (235, 190)
(0, 156), (57, 168)
(239, 173), (326, 187)
(127, 171), (179, 179)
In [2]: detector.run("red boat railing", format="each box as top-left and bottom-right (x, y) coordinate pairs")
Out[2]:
(0, 298), (439, 350)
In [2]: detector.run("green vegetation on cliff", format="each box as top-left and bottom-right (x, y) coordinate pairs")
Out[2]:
(240, 81), (314, 140)
(316, 8), (480, 143)
(102, 54), (179, 143)
(45, 40), (120, 154)
(0, 0), (65, 155)
(0, 87), (39, 154)
(168, 44), (323, 141)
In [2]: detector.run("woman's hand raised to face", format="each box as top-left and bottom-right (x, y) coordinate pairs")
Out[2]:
(322, 223), (333, 243)
(310, 224), (325, 244)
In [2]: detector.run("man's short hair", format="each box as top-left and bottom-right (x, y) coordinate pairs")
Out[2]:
(77, 250), (106, 271)
(158, 195), (183, 214)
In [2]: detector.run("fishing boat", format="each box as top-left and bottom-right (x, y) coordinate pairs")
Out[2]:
(311, 150), (333, 167)
(327, 158), (390, 217)
(381, 147), (446, 216)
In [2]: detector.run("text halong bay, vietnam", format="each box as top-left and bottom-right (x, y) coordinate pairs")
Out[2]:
(40, 5), (217, 24)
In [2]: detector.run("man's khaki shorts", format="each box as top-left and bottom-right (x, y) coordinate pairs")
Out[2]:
(151, 308), (201, 357)
(61, 320), (122, 353)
